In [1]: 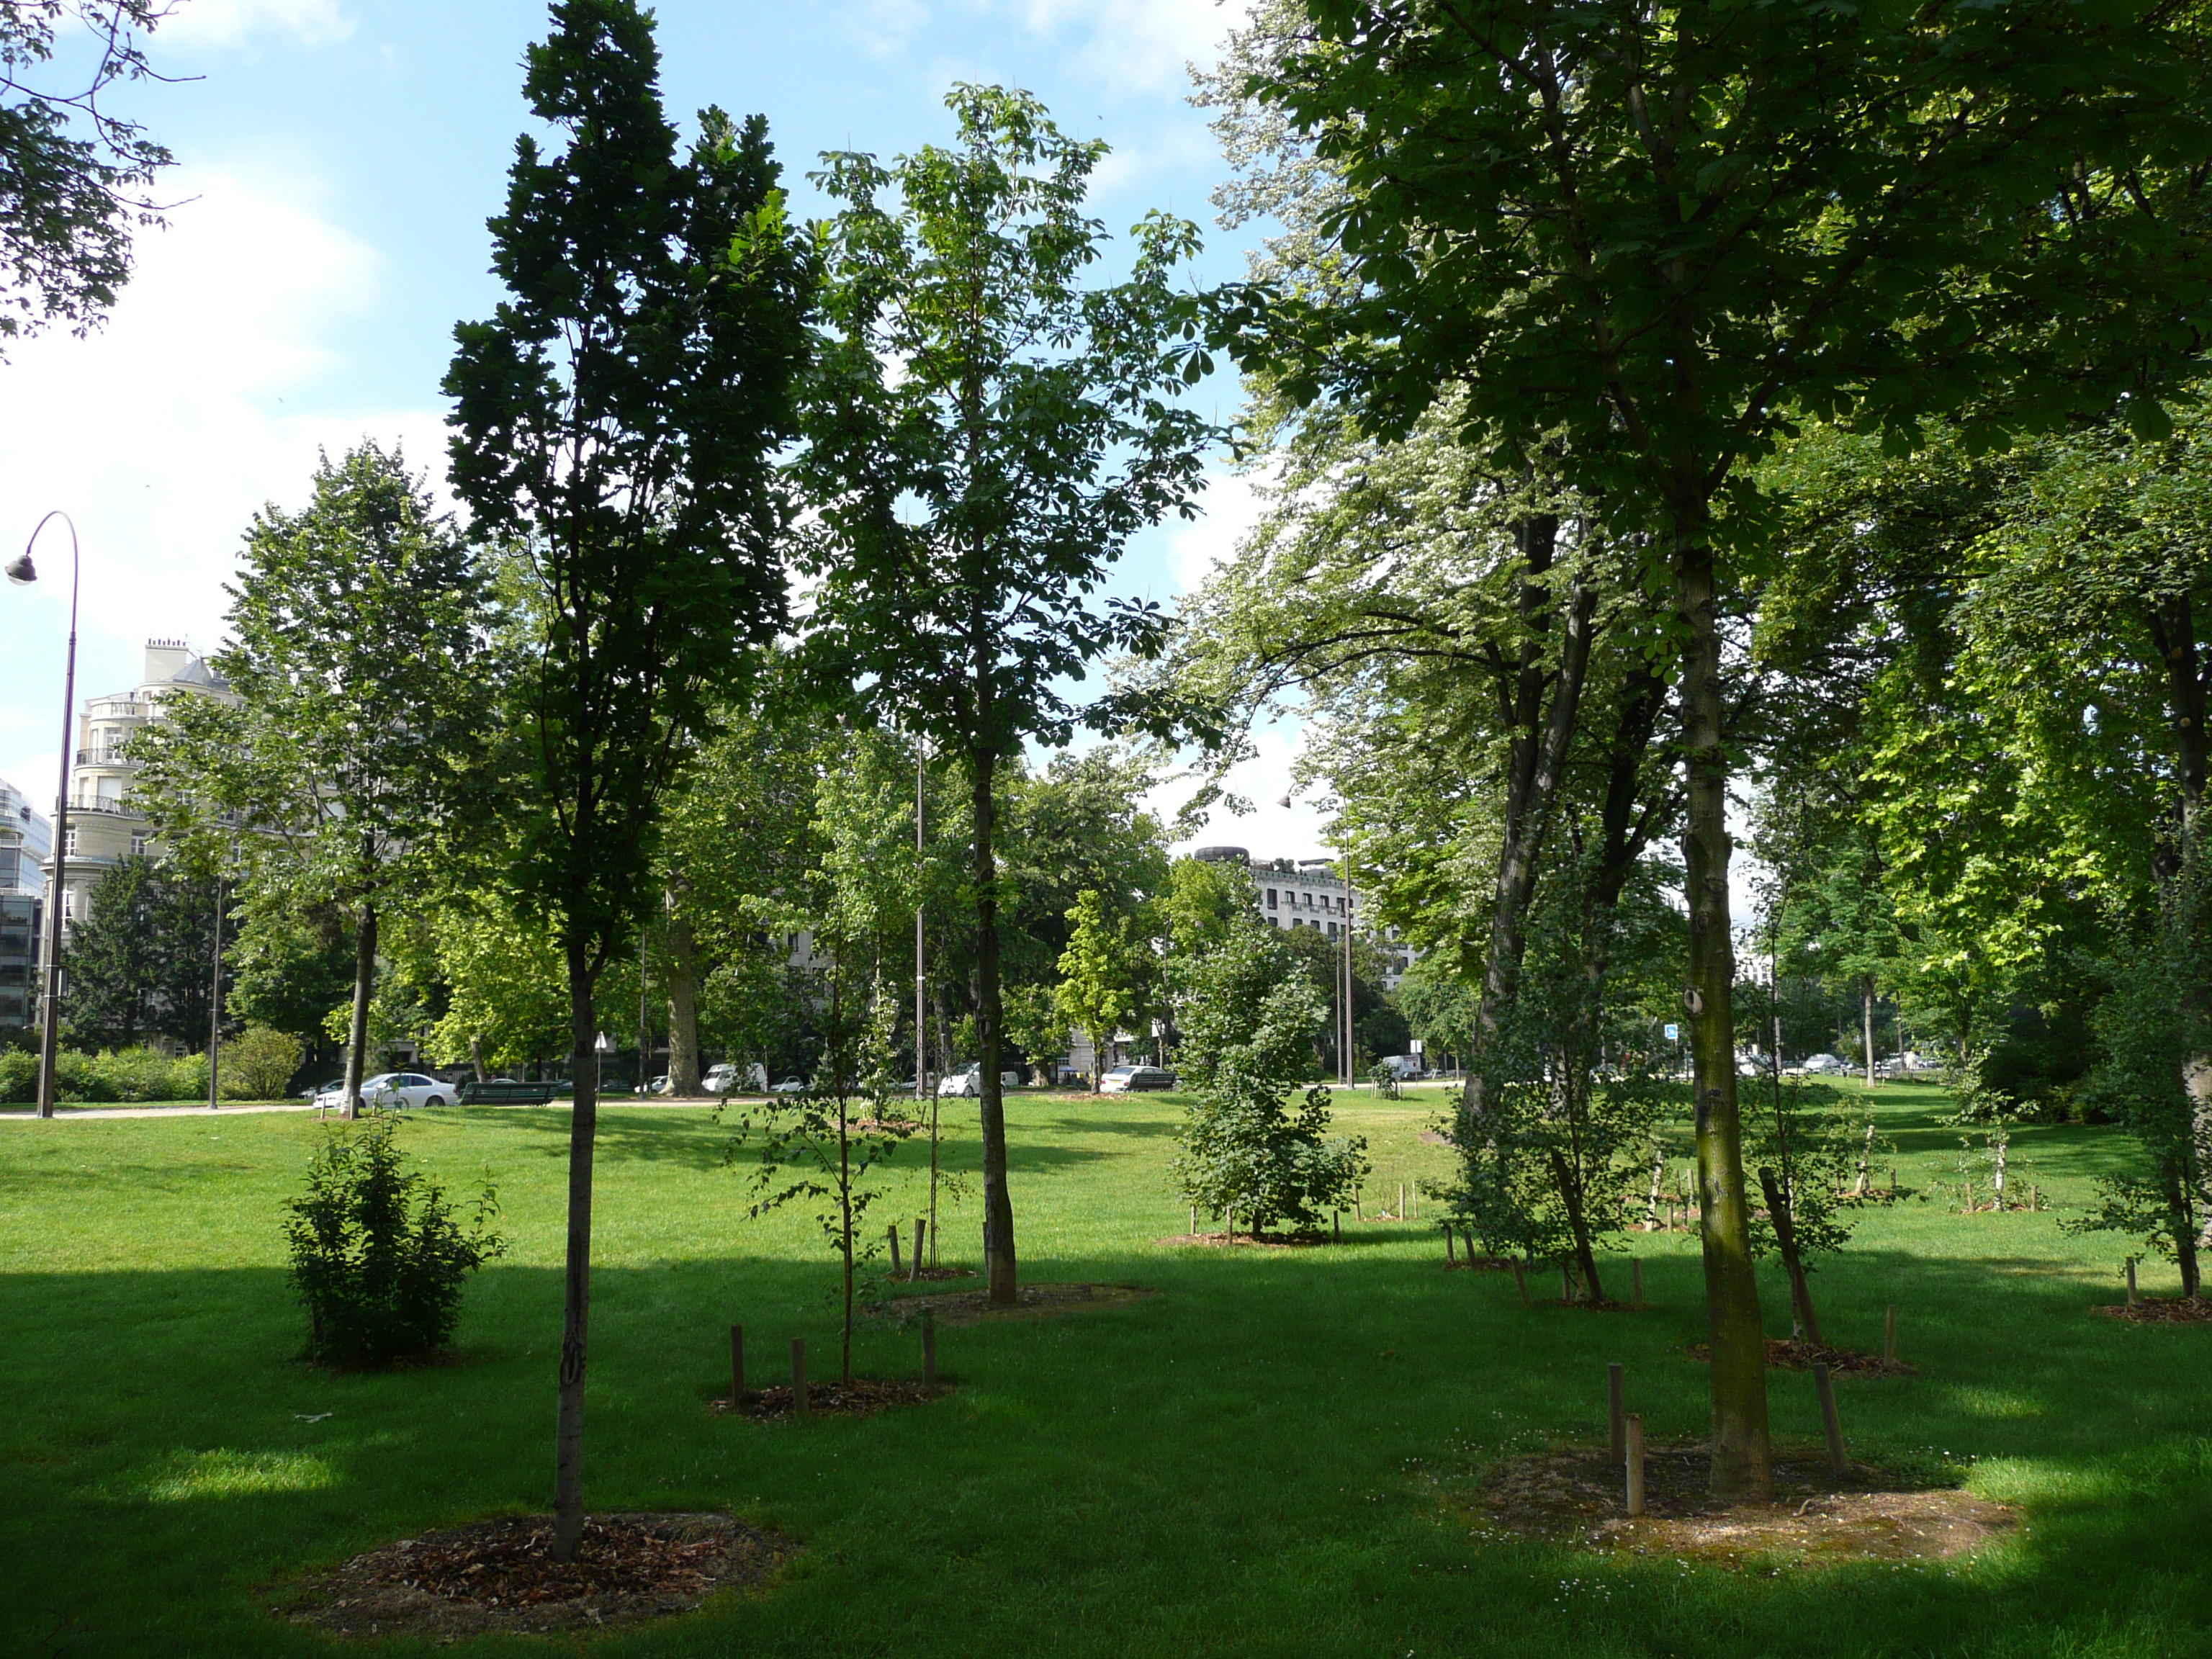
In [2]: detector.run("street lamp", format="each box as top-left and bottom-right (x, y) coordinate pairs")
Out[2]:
(6, 512), (81, 1122)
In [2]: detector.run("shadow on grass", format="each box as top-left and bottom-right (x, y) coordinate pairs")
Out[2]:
(2, 1231), (2208, 1656)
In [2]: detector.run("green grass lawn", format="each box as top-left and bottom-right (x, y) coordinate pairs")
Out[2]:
(1, 1082), (2206, 1657)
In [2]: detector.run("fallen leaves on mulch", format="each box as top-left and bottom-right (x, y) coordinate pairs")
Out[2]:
(713, 1378), (948, 1421)
(1462, 1442), (2010, 1568)
(1154, 1229), (1330, 1249)
(870, 1282), (1155, 1326)
(279, 1512), (788, 1640)
(2095, 1295), (2212, 1324)
(1687, 1336), (1915, 1376)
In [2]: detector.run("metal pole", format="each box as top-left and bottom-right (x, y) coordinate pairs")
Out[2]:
(637, 927), (649, 1095)
(207, 875), (223, 1110)
(916, 737), (927, 1108)
(1341, 842), (1354, 1087)
(12, 513), (81, 1122)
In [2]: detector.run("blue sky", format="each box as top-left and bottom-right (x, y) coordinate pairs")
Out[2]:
(0, 0), (1332, 860)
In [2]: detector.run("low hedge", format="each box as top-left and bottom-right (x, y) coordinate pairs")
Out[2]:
(0, 1047), (212, 1105)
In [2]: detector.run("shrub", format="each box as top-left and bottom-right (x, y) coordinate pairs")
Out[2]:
(283, 1112), (504, 1365)
(220, 1026), (305, 1101)
(0, 1047), (206, 1104)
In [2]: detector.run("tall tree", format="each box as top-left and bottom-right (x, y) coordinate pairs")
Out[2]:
(0, 1), (173, 350)
(441, 0), (810, 1560)
(133, 442), (491, 1120)
(797, 84), (1213, 1303)
(1223, 0), (2212, 1499)
(59, 855), (227, 1051)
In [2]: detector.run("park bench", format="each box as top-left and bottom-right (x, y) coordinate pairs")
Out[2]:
(455, 1078), (562, 1106)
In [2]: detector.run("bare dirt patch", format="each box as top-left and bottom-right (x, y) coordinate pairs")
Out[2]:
(2095, 1295), (2212, 1324)
(712, 1378), (948, 1421)
(1687, 1336), (1915, 1376)
(1154, 1229), (1330, 1249)
(278, 1511), (788, 1640)
(870, 1282), (1154, 1326)
(1465, 1444), (2011, 1568)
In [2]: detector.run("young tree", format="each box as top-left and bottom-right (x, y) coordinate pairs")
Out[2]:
(1172, 914), (1366, 1235)
(0, 1), (174, 351)
(441, 0), (811, 1560)
(133, 442), (491, 1121)
(1223, 0), (2212, 1499)
(1056, 889), (1154, 1084)
(797, 85), (1214, 1303)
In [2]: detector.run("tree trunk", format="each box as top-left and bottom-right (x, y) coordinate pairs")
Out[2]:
(1863, 980), (1877, 1089)
(971, 748), (1016, 1305)
(551, 932), (601, 1563)
(2151, 595), (2212, 1262)
(1677, 530), (1773, 1500)
(469, 1034), (488, 1084)
(1547, 1146), (1606, 1303)
(665, 902), (701, 1097)
(342, 902), (377, 1121)
(1457, 526), (1593, 1135)
(1757, 1165), (1823, 1345)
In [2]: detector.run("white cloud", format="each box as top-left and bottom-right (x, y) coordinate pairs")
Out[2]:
(161, 0), (354, 50)
(0, 164), (446, 791)
(1169, 463), (1269, 590)
(1008, 0), (1244, 92)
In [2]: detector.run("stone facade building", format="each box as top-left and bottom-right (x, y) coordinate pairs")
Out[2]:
(37, 640), (236, 942)
(1190, 845), (1416, 989)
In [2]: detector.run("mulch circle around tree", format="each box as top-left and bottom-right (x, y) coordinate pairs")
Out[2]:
(712, 1378), (949, 1421)
(1687, 1336), (1916, 1376)
(1154, 1229), (1330, 1249)
(276, 1511), (790, 1641)
(871, 1282), (1156, 1326)
(1465, 1442), (2012, 1568)
(2095, 1295), (2212, 1323)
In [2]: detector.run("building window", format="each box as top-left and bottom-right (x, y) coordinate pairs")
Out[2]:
(1266, 888), (1277, 909)
(130, 832), (150, 857)
(60, 890), (74, 922)
(63, 827), (76, 855)
(1327, 921), (1338, 938)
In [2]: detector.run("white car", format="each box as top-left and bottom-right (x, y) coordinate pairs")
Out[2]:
(769, 1076), (811, 1096)
(313, 1072), (454, 1112)
(1099, 1064), (1177, 1093)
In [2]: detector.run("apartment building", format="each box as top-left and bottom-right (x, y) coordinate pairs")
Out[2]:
(37, 640), (237, 943)
(1190, 845), (1416, 989)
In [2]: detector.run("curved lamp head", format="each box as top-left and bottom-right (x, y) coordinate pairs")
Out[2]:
(3, 553), (32, 586)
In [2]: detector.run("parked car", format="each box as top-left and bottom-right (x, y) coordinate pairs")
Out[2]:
(769, 1076), (811, 1096)
(311, 1072), (454, 1112)
(1099, 1064), (1177, 1093)
(703, 1061), (769, 1095)
(645, 1074), (673, 1096)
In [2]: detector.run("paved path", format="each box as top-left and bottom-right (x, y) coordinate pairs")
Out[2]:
(0, 1102), (319, 1121)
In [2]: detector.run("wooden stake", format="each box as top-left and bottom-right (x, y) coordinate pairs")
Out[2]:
(2126, 1257), (2138, 1305)
(729, 1323), (744, 1402)
(1632, 1258), (1645, 1312)
(1624, 1413), (1645, 1517)
(1883, 1303), (1898, 1365)
(1398, 1181), (1406, 1220)
(888, 1222), (903, 1275)
(1411, 1183), (1418, 1219)
(1333, 1211), (1341, 1242)
(1354, 1189), (1363, 1221)
(791, 1337), (809, 1418)
(1813, 1362), (1846, 1475)
(921, 1308), (936, 1388)
(1561, 1263), (1574, 1304)
(1608, 1362), (1625, 1462)
(912, 1218), (925, 1282)
(1444, 1224), (1456, 1264)
(1190, 1205), (1198, 1236)
(1513, 1260), (1529, 1305)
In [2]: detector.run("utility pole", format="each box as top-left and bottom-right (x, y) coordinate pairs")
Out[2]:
(917, 735), (938, 1265)
(207, 874), (224, 1110)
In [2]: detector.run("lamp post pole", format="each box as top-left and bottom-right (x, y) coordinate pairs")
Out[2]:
(6, 513), (81, 1121)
